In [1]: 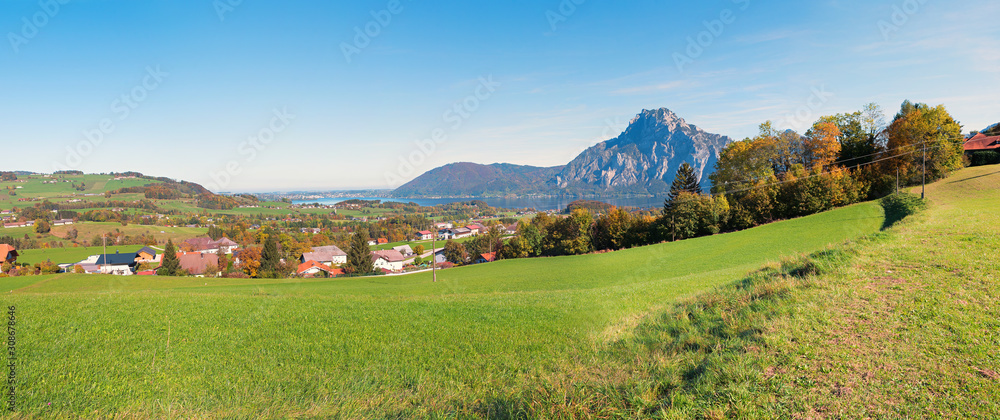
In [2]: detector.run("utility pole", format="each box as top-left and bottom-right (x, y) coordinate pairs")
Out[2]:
(431, 226), (436, 283)
(102, 233), (107, 274)
(896, 168), (899, 195)
(921, 144), (926, 199)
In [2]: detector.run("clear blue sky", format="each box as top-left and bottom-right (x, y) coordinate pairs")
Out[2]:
(2, 0), (997, 192)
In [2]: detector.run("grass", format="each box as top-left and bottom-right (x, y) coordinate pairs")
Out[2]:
(16, 246), (146, 266)
(0, 195), (885, 418)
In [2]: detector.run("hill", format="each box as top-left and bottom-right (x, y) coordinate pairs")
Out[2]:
(390, 162), (563, 197)
(2, 190), (886, 417)
(392, 108), (733, 198)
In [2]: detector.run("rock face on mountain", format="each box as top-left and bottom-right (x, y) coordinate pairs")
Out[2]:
(390, 162), (563, 197)
(556, 108), (733, 195)
(391, 108), (733, 197)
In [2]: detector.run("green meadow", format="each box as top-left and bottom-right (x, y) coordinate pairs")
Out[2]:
(0, 192), (886, 418)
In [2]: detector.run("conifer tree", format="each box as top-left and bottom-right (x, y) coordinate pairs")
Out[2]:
(665, 162), (702, 212)
(158, 239), (180, 276)
(346, 231), (375, 275)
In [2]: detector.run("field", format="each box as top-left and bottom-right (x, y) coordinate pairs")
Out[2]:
(0, 174), (155, 210)
(16, 246), (147, 266)
(0, 190), (887, 418)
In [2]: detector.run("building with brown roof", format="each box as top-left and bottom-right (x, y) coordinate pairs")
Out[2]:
(0, 245), (18, 264)
(176, 252), (219, 276)
(371, 249), (405, 272)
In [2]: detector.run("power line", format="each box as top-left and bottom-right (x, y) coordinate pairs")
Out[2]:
(713, 141), (950, 197)
(711, 136), (965, 195)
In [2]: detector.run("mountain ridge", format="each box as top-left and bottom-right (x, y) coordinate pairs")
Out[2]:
(391, 108), (734, 198)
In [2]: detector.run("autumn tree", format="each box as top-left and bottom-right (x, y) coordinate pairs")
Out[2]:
(885, 101), (964, 185)
(34, 219), (50, 234)
(542, 208), (593, 256)
(592, 207), (633, 251)
(803, 121), (842, 169)
(238, 247), (262, 278)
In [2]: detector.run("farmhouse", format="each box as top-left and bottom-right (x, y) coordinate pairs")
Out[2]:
(964, 133), (1000, 153)
(296, 260), (343, 278)
(301, 245), (347, 266)
(476, 252), (496, 264)
(377, 238), (389, 245)
(183, 237), (239, 254)
(175, 252), (219, 276)
(371, 249), (405, 272)
(0, 245), (18, 264)
(94, 252), (139, 275)
(415, 230), (433, 240)
(136, 246), (159, 263)
(392, 245), (414, 256)
(434, 222), (453, 230)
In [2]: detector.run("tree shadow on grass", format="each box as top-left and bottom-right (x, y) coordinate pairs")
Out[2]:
(946, 170), (1000, 184)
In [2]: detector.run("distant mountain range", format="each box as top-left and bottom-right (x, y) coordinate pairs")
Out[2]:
(390, 108), (734, 198)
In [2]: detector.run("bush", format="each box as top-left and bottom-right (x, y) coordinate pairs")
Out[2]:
(969, 151), (1000, 167)
(880, 192), (926, 229)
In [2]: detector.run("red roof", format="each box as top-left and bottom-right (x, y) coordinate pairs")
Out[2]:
(417, 230), (432, 235)
(479, 252), (496, 262)
(964, 134), (1000, 151)
(137, 270), (156, 276)
(297, 260), (341, 276)
(377, 238), (389, 244)
(0, 244), (17, 263)
(173, 252), (219, 275)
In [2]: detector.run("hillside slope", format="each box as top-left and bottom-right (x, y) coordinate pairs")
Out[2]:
(3, 195), (885, 417)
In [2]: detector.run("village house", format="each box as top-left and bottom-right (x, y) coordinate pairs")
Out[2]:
(51, 219), (75, 226)
(505, 224), (518, 235)
(0, 245), (18, 265)
(434, 222), (453, 230)
(301, 245), (347, 266)
(415, 230), (433, 241)
(95, 251), (139, 275)
(392, 245), (414, 257)
(367, 239), (377, 246)
(296, 260), (343, 278)
(176, 252), (219, 276)
(371, 249), (405, 272)
(183, 237), (239, 254)
(964, 133), (1000, 154)
(476, 252), (496, 264)
(377, 238), (389, 245)
(135, 246), (159, 263)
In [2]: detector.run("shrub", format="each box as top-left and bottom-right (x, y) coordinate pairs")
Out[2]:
(969, 151), (1000, 167)
(880, 192), (926, 229)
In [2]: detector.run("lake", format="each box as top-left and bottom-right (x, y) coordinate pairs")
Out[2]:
(292, 196), (668, 212)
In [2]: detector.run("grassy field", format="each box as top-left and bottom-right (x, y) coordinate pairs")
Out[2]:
(0, 191), (887, 418)
(0, 175), (155, 210)
(16, 246), (147, 266)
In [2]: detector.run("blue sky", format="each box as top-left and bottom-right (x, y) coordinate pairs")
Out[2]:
(2, 0), (997, 192)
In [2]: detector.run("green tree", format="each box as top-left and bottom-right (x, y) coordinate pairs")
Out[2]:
(34, 219), (51, 234)
(157, 239), (180, 276)
(667, 162), (702, 205)
(261, 234), (281, 276)
(443, 240), (468, 265)
(885, 101), (963, 185)
(542, 208), (593, 256)
(345, 231), (375, 275)
(592, 207), (633, 251)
